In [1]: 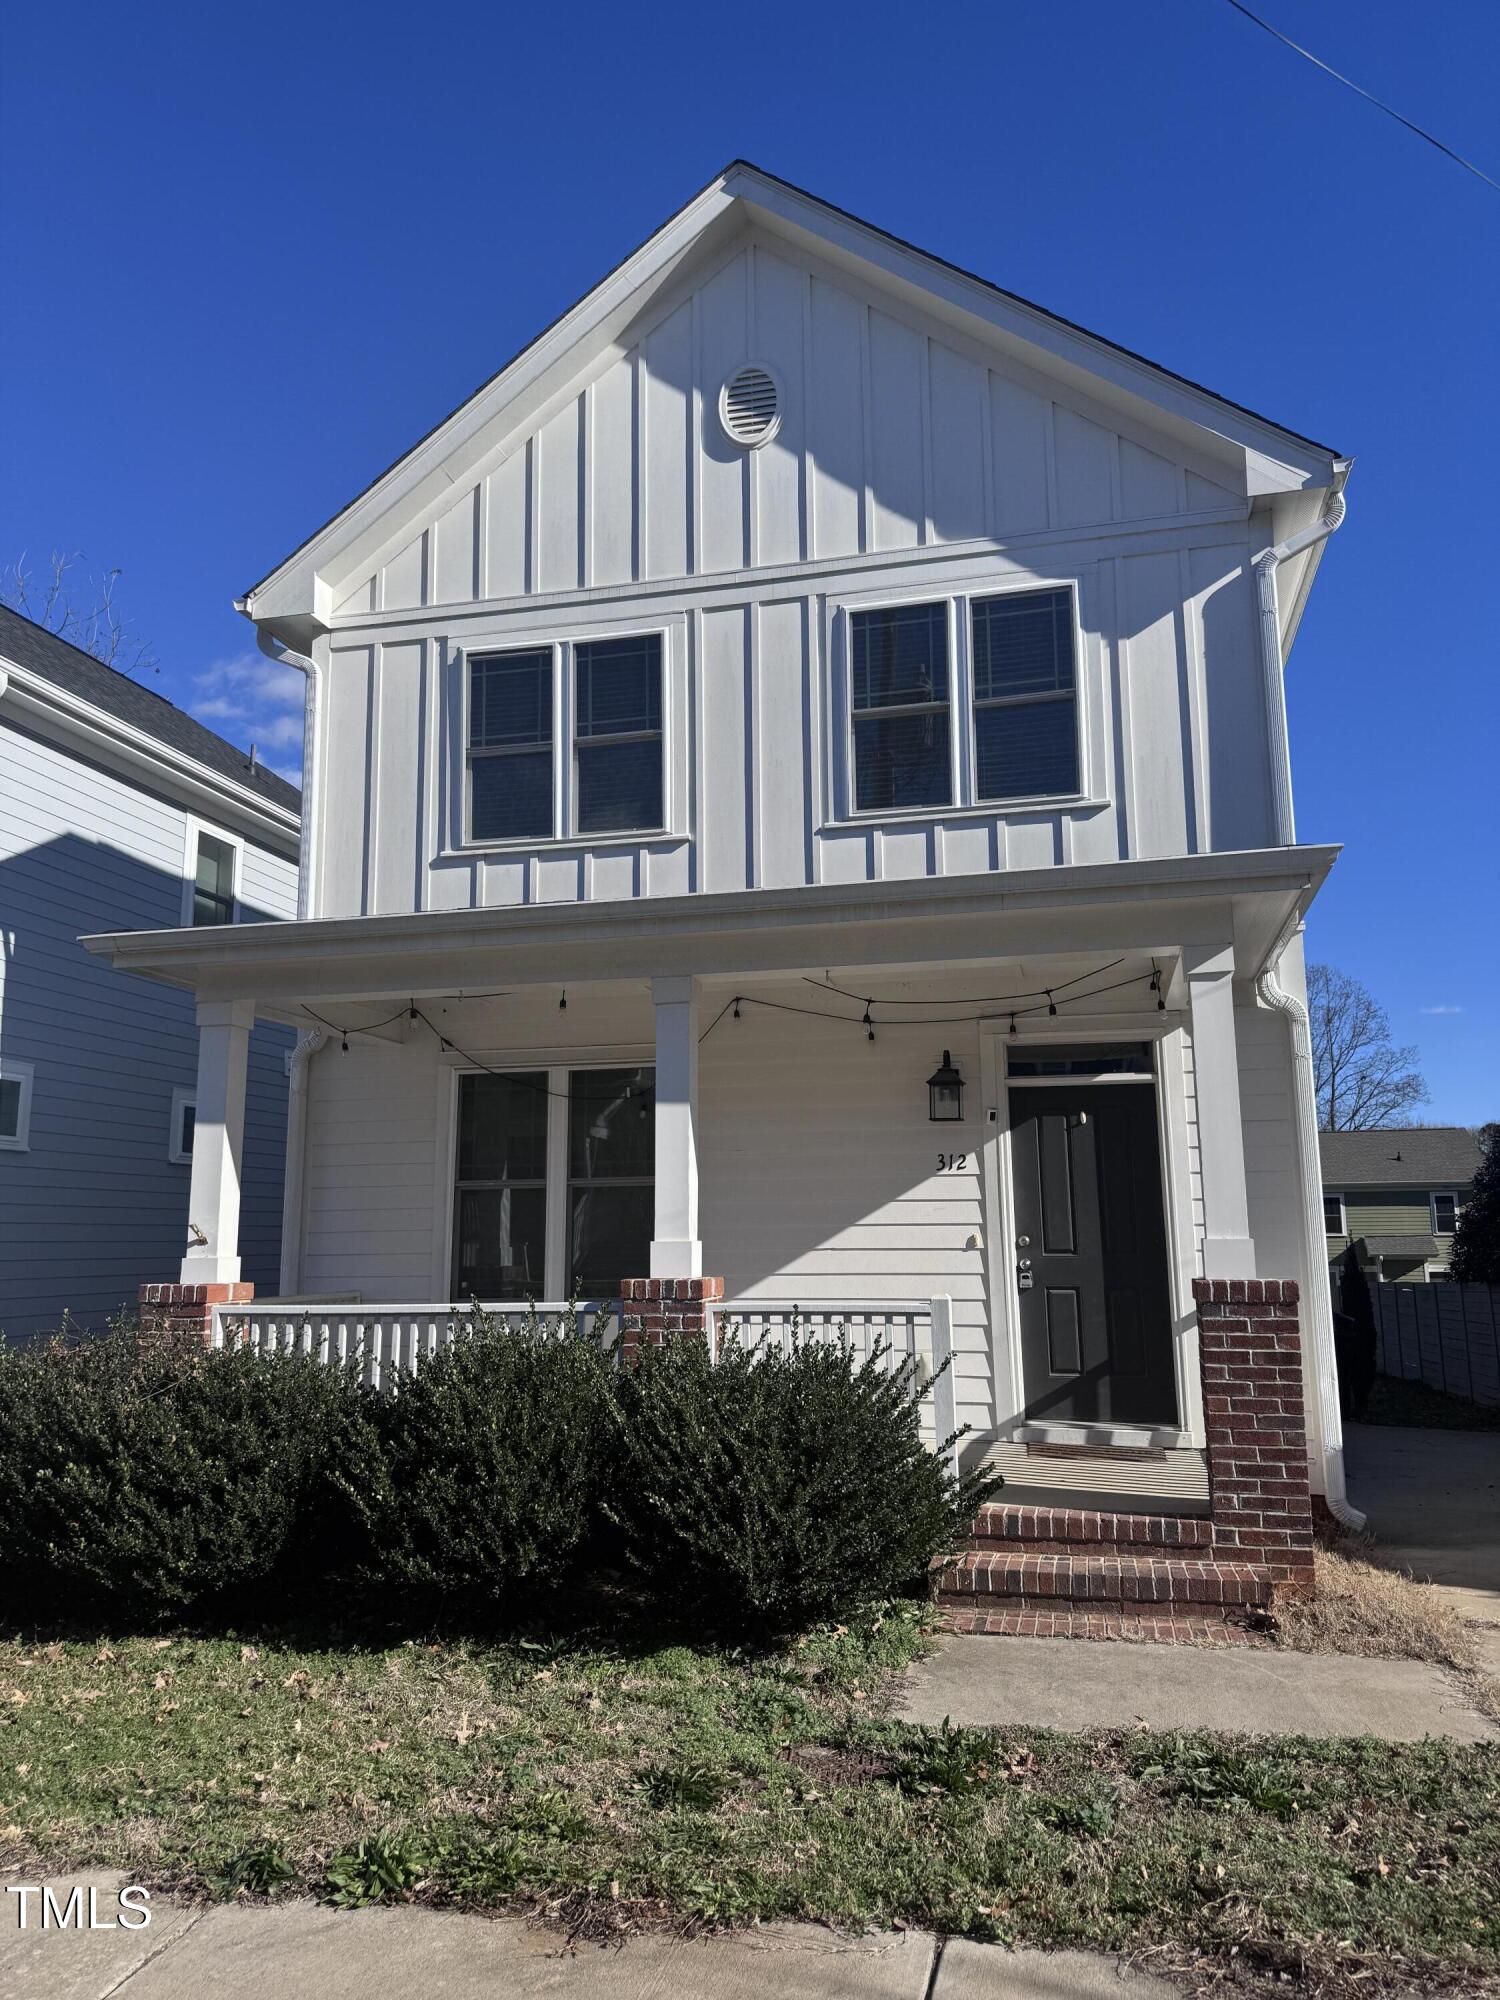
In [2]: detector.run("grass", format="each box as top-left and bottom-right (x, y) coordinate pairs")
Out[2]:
(2, 1606), (1498, 1995)
(1361, 1377), (1500, 1432)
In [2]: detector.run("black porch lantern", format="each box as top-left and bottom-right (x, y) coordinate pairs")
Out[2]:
(926, 1049), (964, 1122)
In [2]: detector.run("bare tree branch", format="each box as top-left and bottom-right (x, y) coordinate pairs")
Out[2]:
(1, 551), (158, 680)
(1308, 963), (1429, 1131)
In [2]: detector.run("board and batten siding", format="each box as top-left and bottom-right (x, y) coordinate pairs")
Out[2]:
(0, 714), (296, 1339)
(311, 235), (1275, 923)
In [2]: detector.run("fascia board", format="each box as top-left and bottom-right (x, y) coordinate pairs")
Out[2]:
(82, 846), (1339, 996)
(241, 185), (741, 625)
(732, 173), (1338, 492)
(0, 658), (300, 853)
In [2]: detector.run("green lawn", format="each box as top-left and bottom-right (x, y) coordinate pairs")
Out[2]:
(2, 1607), (1496, 1995)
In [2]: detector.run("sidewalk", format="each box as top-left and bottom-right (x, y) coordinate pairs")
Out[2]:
(0, 1878), (1176, 2000)
(897, 1632), (1494, 1739)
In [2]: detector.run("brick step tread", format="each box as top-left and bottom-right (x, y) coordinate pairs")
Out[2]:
(965, 1503), (1214, 1551)
(939, 1552), (1272, 1607)
(940, 1608), (1263, 1645)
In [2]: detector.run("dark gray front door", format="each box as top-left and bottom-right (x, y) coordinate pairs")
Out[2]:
(1009, 1083), (1177, 1425)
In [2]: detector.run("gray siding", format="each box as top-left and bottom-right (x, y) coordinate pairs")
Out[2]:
(0, 714), (297, 1339)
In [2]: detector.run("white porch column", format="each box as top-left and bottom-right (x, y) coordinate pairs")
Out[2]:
(649, 973), (703, 1279)
(1184, 944), (1256, 1279)
(180, 997), (255, 1285)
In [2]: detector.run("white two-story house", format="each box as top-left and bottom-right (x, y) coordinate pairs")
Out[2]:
(86, 163), (1355, 1526)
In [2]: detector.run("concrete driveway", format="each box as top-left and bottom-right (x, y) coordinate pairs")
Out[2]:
(1346, 1421), (1500, 1665)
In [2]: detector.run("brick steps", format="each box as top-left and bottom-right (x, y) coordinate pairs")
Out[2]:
(961, 1503), (1214, 1557)
(940, 1551), (1273, 1610)
(939, 1608), (1262, 1645)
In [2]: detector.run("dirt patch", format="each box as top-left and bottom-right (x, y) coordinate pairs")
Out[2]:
(779, 1744), (893, 1786)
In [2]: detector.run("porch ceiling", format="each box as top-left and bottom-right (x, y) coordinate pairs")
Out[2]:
(82, 845), (1336, 1020)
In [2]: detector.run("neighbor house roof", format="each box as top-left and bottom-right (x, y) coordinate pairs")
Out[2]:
(1357, 1235), (1442, 1261)
(0, 605), (300, 816)
(1320, 1127), (1481, 1189)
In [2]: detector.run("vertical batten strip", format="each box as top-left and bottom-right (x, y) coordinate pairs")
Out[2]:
(1042, 403), (1060, 530)
(630, 346), (643, 583)
(798, 265), (813, 562)
(1179, 549), (1211, 856)
(578, 386), (591, 591)
(918, 336), (934, 547)
(857, 303), (873, 554)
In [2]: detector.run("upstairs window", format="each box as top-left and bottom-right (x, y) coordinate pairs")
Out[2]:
(192, 831), (237, 926)
(971, 588), (1079, 800)
(468, 648), (554, 842)
(1323, 1193), (1346, 1234)
(850, 602), (951, 812)
(1432, 1192), (1459, 1234)
(575, 636), (663, 834)
(0, 1058), (33, 1152)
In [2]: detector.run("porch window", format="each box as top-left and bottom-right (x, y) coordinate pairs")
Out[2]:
(567, 1066), (654, 1295)
(971, 588), (1079, 800)
(575, 636), (663, 834)
(1007, 1043), (1151, 1077)
(849, 602), (952, 811)
(468, 648), (554, 841)
(192, 831), (237, 926)
(452, 1071), (550, 1297)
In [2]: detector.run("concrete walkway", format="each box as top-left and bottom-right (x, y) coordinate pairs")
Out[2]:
(1346, 1422), (1500, 1671)
(0, 1877), (1176, 2000)
(897, 1633), (1495, 1739)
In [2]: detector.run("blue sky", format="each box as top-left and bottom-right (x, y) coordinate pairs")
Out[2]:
(2, 0), (1495, 1123)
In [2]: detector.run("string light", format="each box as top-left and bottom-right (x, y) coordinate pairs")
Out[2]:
(1047, 992), (1057, 1016)
(862, 1001), (875, 1043)
(559, 989), (567, 1012)
(1009, 1013), (1018, 1037)
(732, 998), (741, 1019)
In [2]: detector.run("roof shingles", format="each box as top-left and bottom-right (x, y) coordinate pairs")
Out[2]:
(1319, 1126), (1481, 1189)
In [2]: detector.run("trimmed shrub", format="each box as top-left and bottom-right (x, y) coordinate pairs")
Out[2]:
(339, 1313), (612, 1619)
(608, 1330), (997, 1635)
(0, 1322), (364, 1626)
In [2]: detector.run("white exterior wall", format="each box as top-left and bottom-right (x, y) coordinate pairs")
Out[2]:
(307, 235), (1276, 924)
(295, 977), (1216, 1440)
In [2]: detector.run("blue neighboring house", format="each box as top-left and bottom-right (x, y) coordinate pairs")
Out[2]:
(0, 605), (301, 1339)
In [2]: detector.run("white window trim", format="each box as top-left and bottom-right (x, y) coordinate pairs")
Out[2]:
(1431, 1190), (1461, 1234)
(1324, 1190), (1347, 1235)
(829, 573), (1099, 827)
(0, 1057), (35, 1152)
(431, 1045), (654, 1299)
(168, 1086), (196, 1165)
(458, 623), (675, 853)
(181, 818), (244, 927)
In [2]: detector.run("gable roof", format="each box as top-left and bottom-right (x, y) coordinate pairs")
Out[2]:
(239, 160), (1346, 631)
(1320, 1127), (1482, 1189)
(0, 605), (301, 816)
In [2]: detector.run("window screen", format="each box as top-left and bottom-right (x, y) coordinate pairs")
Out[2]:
(849, 602), (951, 811)
(567, 1066), (654, 1296)
(971, 589), (1079, 800)
(468, 649), (554, 841)
(452, 1072), (550, 1297)
(193, 833), (236, 926)
(575, 637), (663, 833)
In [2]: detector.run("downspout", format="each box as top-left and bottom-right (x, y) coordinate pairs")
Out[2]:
(256, 627), (322, 921)
(1257, 914), (1365, 1531)
(278, 1028), (326, 1296)
(1253, 468), (1349, 847)
(256, 628), (323, 1296)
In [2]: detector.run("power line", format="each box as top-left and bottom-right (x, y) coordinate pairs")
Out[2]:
(1221, 0), (1500, 195)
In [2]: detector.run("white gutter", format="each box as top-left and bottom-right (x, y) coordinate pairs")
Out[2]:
(256, 629), (322, 920)
(278, 1027), (327, 1294)
(1257, 912), (1365, 1531)
(1253, 465), (1350, 847)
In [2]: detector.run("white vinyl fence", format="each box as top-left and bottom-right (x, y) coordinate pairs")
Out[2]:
(1371, 1283), (1500, 1408)
(210, 1294), (958, 1464)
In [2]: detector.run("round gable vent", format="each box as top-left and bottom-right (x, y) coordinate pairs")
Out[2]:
(719, 364), (782, 448)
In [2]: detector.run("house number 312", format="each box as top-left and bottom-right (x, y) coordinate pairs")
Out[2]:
(935, 1153), (967, 1172)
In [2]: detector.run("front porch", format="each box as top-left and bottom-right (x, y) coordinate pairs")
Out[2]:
(85, 848), (1346, 1535)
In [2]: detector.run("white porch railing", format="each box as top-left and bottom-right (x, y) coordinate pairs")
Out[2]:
(710, 1297), (958, 1471)
(210, 1300), (618, 1392)
(210, 1293), (959, 1469)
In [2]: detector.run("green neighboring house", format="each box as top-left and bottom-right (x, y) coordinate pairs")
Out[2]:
(1321, 1126), (1481, 1284)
